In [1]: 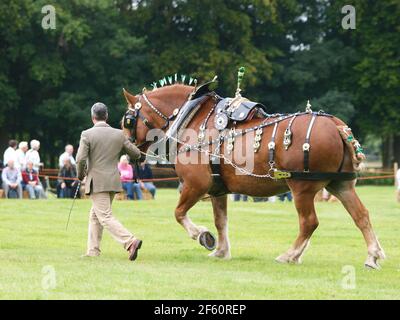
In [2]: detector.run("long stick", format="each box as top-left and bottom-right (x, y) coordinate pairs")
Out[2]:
(65, 181), (81, 231)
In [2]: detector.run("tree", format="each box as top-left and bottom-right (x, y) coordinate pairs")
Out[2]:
(0, 0), (147, 165)
(325, 0), (400, 167)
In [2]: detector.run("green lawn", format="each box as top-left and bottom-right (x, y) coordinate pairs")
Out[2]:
(0, 186), (399, 300)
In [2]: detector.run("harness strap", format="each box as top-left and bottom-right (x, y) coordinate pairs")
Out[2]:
(274, 170), (356, 181)
(142, 93), (181, 130)
(337, 136), (346, 172)
(142, 93), (169, 121)
(208, 162), (229, 197)
(303, 113), (317, 172)
(268, 122), (279, 164)
(137, 110), (154, 129)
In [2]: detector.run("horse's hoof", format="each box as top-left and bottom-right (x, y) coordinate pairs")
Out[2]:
(364, 256), (381, 270)
(365, 262), (380, 270)
(208, 250), (231, 259)
(275, 256), (287, 264)
(198, 231), (216, 251)
(275, 254), (301, 265)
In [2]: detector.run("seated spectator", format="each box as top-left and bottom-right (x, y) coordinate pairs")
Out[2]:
(136, 161), (156, 199)
(15, 141), (28, 170)
(3, 139), (18, 165)
(1, 159), (22, 199)
(253, 196), (268, 202)
(59, 144), (76, 168)
(57, 158), (78, 198)
(22, 160), (45, 199)
(278, 191), (293, 202)
(26, 139), (42, 172)
(233, 194), (248, 202)
(118, 155), (142, 200)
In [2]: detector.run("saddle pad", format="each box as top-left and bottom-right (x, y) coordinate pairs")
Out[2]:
(215, 97), (268, 122)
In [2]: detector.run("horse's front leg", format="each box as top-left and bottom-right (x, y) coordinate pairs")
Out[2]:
(175, 182), (216, 250)
(209, 195), (231, 259)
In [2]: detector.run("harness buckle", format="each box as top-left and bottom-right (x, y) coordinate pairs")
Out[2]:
(273, 170), (292, 180)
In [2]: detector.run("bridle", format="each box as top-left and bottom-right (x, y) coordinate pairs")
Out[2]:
(123, 92), (181, 147)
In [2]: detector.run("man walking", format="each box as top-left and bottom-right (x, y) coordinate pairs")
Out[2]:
(76, 102), (143, 261)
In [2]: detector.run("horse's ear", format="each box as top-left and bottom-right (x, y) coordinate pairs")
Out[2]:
(122, 88), (136, 106)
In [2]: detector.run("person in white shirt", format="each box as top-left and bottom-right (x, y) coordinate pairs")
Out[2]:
(1, 159), (23, 198)
(15, 141), (29, 170)
(3, 140), (18, 165)
(58, 144), (76, 168)
(26, 139), (42, 171)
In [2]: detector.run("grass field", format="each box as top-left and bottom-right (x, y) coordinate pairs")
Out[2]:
(0, 186), (399, 300)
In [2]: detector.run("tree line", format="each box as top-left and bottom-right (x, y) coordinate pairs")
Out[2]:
(0, 0), (399, 168)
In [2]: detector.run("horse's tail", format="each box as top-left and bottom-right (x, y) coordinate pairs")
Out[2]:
(330, 118), (365, 172)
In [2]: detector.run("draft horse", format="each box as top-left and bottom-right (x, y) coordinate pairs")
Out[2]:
(121, 83), (385, 269)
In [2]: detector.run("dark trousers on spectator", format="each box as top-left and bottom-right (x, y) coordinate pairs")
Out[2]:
(278, 192), (293, 202)
(233, 194), (248, 202)
(58, 183), (78, 198)
(2, 183), (22, 199)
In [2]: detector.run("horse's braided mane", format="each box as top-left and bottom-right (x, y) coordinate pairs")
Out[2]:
(149, 73), (197, 90)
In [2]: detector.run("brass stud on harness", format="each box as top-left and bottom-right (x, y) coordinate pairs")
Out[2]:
(268, 141), (276, 150)
(227, 128), (236, 154)
(254, 127), (263, 153)
(283, 128), (292, 150)
(302, 143), (310, 151)
(198, 130), (205, 143)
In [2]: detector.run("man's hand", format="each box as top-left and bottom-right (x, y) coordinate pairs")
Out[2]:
(61, 182), (66, 189)
(123, 136), (141, 161)
(29, 181), (37, 186)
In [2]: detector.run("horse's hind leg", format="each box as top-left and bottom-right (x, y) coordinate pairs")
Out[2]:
(276, 181), (323, 264)
(209, 195), (231, 259)
(327, 181), (385, 269)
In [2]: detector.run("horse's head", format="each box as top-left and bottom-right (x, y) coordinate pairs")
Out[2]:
(121, 85), (194, 149)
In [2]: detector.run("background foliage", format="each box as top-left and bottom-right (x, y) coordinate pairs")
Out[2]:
(0, 0), (399, 167)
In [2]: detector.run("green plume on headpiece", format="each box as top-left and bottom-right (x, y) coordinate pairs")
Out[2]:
(238, 66), (245, 83)
(236, 66), (246, 96)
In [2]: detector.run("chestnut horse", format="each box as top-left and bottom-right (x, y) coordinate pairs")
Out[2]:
(121, 84), (385, 269)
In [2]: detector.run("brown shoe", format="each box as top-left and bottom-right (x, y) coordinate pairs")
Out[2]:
(128, 239), (143, 261)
